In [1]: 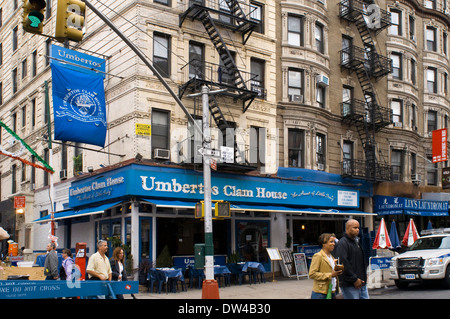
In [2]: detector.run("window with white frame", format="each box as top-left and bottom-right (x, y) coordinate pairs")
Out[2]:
(288, 15), (303, 46)
(288, 69), (303, 102)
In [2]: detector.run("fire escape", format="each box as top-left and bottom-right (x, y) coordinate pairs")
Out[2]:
(339, 0), (393, 182)
(179, 0), (261, 170)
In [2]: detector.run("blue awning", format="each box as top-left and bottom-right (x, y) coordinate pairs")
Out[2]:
(33, 201), (123, 222)
(141, 199), (374, 215)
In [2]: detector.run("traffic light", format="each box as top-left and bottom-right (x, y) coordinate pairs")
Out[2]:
(195, 202), (204, 219)
(55, 0), (86, 42)
(22, 0), (46, 34)
(214, 201), (230, 218)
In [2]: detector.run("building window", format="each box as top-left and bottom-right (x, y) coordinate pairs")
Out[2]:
(151, 109), (170, 152)
(409, 15), (415, 41)
(427, 67), (437, 93)
(444, 32), (448, 56)
(341, 36), (353, 65)
(391, 149), (403, 181)
(154, 0), (170, 6)
(251, 58), (265, 99)
(389, 10), (401, 36)
(12, 26), (18, 52)
(343, 141), (353, 175)
(315, 23), (324, 54)
(427, 110), (437, 132)
(427, 156), (437, 185)
(391, 53), (402, 80)
(32, 50), (37, 77)
(250, 2), (263, 34)
(391, 99), (403, 124)
(424, 0), (436, 9)
(316, 85), (325, 108)
(250, 126), (266, 169)
(189, 42), (204, 80)
(316, 133), (326, 170)
(411, 58), (416, 85)
(342, 86), (353, 116)
(288, 69), (303, 102)
(11, 164), (17, 194)
(426, 27), (437, 51)
(22, 58), (27, 79)
(153, 33), (170, 78)
(410, 104), (417, 130)
(12, 68), (17, 94)
(410, 153), (416, 177)
(21, 105), (26, 128)
(0, 43), (3, 66)
(31, 98), (36, 127)
(288, 15), (303, 46)
(288, 129), (304, 168)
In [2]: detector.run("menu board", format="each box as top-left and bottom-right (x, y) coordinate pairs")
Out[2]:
(293, 253), (309, 279)
(266, 248), (282, 260)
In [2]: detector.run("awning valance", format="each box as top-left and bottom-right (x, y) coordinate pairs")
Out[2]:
(33, 201), (123, 223)
(141, 199), (375, 216)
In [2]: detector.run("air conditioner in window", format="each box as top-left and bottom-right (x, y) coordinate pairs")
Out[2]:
(316, 74), (329, 87)
(393, 122), (403, 128)
(59, 169), (67, 180)
(290, 94), (303, 102)
(411, 174), (421, 183)
(317, 163), (325, 171)
(153, 148), (170, 159)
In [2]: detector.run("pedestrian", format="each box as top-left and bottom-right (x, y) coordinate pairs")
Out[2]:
(334, 219), (369, 299)
(110, 247), (128, 299)
(44, 242), (59, 280)
(309, 233), (342, 299)
(86, 240), (112, 281)
(60, 248), (74, 281)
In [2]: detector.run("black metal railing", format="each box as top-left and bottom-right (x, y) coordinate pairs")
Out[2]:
(341, 99), (392, 126)
(338, 0), (391, 30)
(341, 159), (392, 181)
(340, 46), (392, 76)
(180, 59), (265, 99)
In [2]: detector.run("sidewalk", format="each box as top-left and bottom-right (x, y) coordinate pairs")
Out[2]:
(126, 277), (314, 299)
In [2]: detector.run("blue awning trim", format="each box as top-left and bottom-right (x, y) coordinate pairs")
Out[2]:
(33, 201), (123, 222)
(141, 199), (375, 215)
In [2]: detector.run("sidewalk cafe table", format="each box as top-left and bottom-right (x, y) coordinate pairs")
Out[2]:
(213, 265), (231, 287)
(242, 262), (266, 284)
(156, 268), (184, 293)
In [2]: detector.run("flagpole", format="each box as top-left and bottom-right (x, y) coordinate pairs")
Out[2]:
(45, 81), (55, 238)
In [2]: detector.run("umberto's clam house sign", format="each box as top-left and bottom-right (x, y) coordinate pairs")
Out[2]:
(68, 165), (359, 209)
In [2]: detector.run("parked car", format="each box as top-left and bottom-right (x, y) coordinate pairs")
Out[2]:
(389, 228), (450, 289)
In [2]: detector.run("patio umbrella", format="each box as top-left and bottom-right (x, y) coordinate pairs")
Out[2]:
(427, 220), (433, 230)
(372, 218), (392, 249)
(389, 220), (401, 250)
(402, 218), (419, 247)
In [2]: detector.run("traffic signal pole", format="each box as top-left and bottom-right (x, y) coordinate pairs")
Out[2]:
(82, 1), (219, 297)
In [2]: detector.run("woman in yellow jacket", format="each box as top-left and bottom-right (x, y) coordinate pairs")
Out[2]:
(309, 233), (343, 299)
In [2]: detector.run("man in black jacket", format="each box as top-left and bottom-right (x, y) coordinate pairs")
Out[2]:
(334, 219), (369, 299)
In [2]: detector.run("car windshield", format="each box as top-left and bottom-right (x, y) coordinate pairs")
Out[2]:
(409, 236), (450, 250)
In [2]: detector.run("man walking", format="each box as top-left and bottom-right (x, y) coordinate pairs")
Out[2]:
(44, 242), (59, 280)
(334, 219), (369, 299)
(86, 240), (112, 281)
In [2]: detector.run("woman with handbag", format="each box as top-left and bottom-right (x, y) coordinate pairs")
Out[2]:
(309, 233), (343, 299)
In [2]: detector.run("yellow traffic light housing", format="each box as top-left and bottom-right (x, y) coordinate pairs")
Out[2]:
(55, 0), (86, 42)
(214, 201), (230, 218)
(195, 200), (230, 219)
(22, 0), (46, 34)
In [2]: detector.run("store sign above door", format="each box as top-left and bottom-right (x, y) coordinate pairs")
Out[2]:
(374, 195), (449, 216)
(68, 165), (359, 208)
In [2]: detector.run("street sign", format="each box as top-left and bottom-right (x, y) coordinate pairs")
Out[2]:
(221, 146), (234, 163)
(197, 147), (221, 157)
(14, 196), (26, 209)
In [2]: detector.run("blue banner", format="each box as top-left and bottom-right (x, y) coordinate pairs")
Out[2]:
(374, 195), (449, 216)
(51, 61), (107, 147)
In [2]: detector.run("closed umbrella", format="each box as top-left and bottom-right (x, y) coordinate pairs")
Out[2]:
(402, 218), (419, 247)
(372, 218), (392, 249)
(389, 220), (401, 250)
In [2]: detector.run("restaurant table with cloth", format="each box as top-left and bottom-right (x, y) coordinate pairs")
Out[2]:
(214, 265), (231, 287)
(241, 262), (266, 284)
(148, 268), (185, 293)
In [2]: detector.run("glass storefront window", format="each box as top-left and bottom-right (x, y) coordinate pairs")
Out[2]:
(140, 217), (152, 261)
(235, 220), (270, 268)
